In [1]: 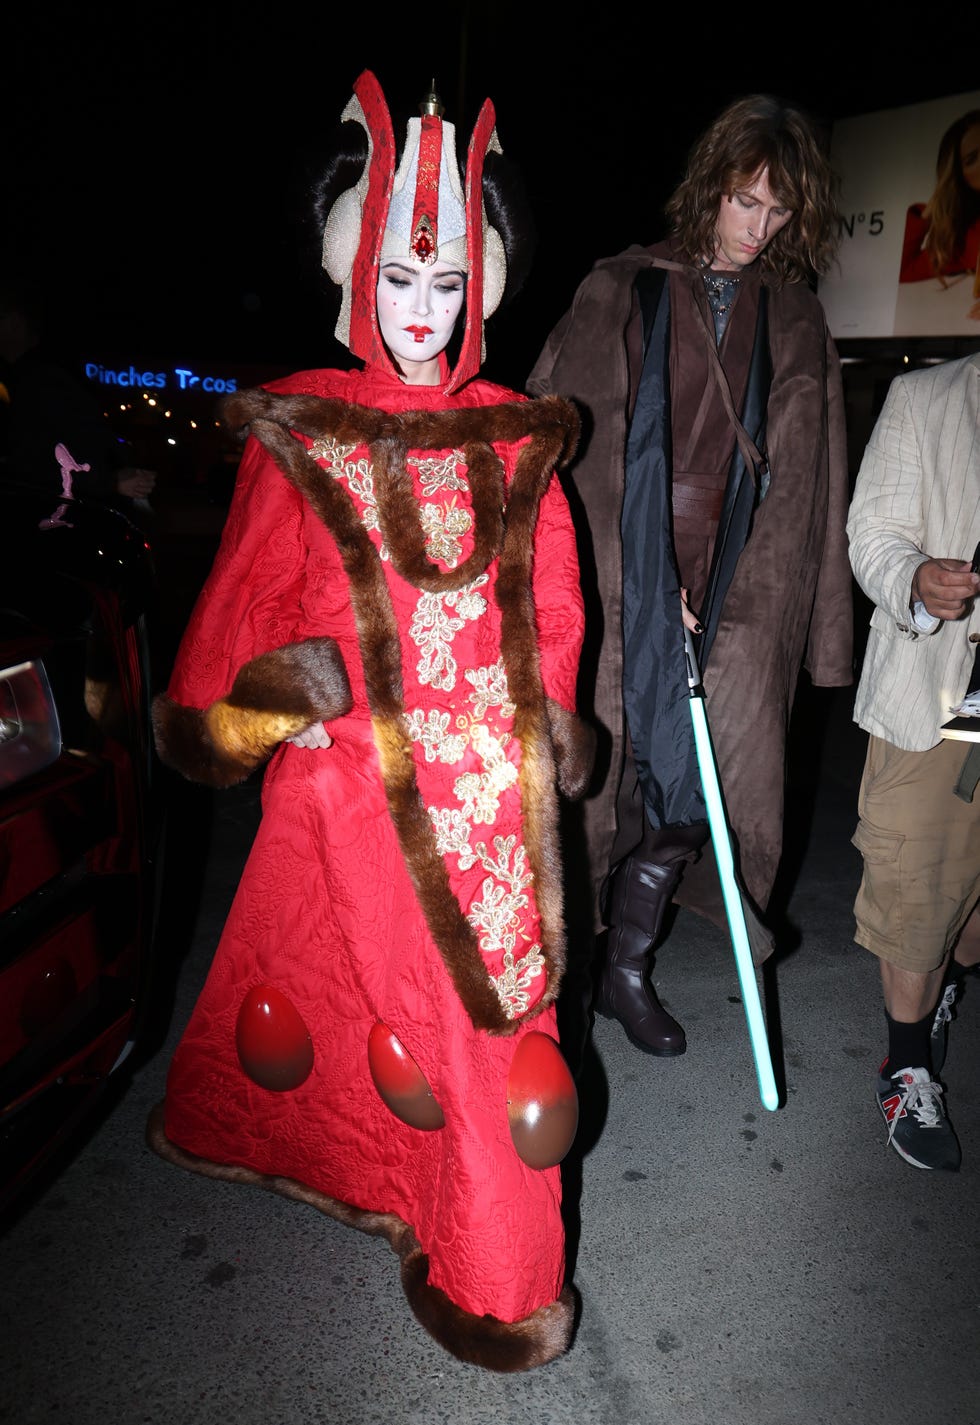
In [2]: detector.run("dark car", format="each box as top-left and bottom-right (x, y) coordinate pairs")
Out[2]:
(0, 486), (165, 1216)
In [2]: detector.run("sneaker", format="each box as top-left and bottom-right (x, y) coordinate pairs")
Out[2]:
(875, 1063), (961, 1171)
(930, 982), (959, 1075)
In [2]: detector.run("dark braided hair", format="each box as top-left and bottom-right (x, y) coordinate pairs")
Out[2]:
(309, 107), (536, 310)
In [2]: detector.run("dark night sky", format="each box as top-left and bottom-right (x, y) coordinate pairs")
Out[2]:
(8, 4), (977, 390)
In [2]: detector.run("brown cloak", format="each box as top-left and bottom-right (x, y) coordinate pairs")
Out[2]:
(528, 243), (853, 953)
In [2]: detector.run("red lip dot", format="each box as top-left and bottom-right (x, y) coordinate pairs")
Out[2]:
(507, 1031), (578, 1169)
(367, 1021), (445, 1130)
(235, 985), (314, 1092)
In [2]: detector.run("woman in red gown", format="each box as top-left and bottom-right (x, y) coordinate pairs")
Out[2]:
(900, 107), (980, 317)
(147, 71), (592, 1371)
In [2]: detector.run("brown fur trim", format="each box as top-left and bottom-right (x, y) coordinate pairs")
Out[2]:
(492, 426), (574, 1015)
(211, 391), (582, 1033)
(248, 414), (506, 1030)
(545, 699), (597, 801)
(219, 390), (581, 473)
(153, 636), (352, 787)
(400, 1256), (576, 1372)
(146, 1102), (574, 1372)
(372, 436), (504, 592)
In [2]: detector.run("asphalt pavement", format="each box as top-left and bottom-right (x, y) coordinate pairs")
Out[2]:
(1, 487), (978, 1425)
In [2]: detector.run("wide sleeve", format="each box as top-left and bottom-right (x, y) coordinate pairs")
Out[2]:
(165, 434), (312, 705)
(533, 473), (583, 710)
(153, 433), (352, 786)
(804, 328), (855, 687)
(526, 305), (575, 400)
(532, 470), (593, 799)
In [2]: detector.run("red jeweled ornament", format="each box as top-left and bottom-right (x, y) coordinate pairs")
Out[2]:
(235, 985), (314, 1091)
(410, 215), (436, 264)
(367, 1021), (445, 1130)
(506, 1031), (578, 1169)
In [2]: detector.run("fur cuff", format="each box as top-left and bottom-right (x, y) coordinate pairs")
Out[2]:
(546, 699), (596, 801)
(153, 636), (352, 787)
(146, 1103), (575, 1371)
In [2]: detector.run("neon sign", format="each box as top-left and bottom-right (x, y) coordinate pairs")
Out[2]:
(84, 362), (238, 394)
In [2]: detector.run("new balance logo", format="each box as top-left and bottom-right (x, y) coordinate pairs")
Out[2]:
(880, 1091), (905, 1123)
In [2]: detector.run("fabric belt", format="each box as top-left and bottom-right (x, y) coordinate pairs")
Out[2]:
(672, 483), (726, 524)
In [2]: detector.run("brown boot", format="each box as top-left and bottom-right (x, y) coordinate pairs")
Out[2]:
(595, 853), (687, 1056)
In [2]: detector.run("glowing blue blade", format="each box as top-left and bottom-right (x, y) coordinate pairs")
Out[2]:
(685, 628), (779, 1111)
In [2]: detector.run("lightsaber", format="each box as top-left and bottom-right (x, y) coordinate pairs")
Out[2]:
(684, 626), (779, 1111)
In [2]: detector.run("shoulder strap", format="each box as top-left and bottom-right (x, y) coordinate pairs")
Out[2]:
(648, 256), (767, 481)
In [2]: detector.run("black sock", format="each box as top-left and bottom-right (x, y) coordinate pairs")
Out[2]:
(883, 1009), (934, 1076)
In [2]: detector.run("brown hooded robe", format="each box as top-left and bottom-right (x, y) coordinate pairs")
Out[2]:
(528, 243), (853, 953)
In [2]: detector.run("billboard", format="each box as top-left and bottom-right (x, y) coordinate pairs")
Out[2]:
(818, 90), (980, 339)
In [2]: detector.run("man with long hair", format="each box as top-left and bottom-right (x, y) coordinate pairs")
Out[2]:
(528, 94), (853, 1067)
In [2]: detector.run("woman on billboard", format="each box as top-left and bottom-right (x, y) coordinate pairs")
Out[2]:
(900, 108), (980, 317)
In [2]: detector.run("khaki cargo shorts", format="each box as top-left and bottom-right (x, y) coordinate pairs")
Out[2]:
(852, 735), (980, 973)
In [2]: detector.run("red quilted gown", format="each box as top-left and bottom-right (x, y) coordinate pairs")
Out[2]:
(157, 361), (585, 1329)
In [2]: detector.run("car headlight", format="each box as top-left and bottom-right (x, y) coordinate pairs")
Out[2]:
(0, 661), (62, 789)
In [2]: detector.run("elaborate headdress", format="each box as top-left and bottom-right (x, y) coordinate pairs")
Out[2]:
(320, 70), (507, 392)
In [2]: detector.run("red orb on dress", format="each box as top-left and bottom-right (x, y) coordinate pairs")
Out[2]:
(507, 1031), (578, 1169)
(235, 984), (314, 1091)
(367, 1021), (445, 1130)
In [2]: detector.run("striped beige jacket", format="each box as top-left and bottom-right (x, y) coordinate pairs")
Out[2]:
(847, 351), (980, 751)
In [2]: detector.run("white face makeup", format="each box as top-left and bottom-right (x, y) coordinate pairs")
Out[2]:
(376, 258), (467, 385)
(710, 166), (794, 272)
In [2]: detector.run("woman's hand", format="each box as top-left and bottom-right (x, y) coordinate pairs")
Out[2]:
(286, 721), (333, 750)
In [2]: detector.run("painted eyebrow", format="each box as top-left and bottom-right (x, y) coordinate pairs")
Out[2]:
(380, 262), (466, 279)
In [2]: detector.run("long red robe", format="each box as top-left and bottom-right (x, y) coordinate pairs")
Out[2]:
(153, 360), (586, 1340)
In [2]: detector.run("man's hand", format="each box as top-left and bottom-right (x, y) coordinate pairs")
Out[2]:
(911, 558), (980, 620)
(679, 587), (704, 634)
(286, 721), (333, 750)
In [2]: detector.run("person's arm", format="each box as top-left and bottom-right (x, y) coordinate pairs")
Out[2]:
(165, 435), (309, 704)
(846, 375), (979, 629)
(526, 258), (620, 400)
(805, 328), (854, 685)
(532, 470), (594, 799)
(899, 203), (937, 283)
(533, 472), (584, 711)
(154, 433), (351, 785)
(847, 375), (932, 624)
(526, 303), (575, 399)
